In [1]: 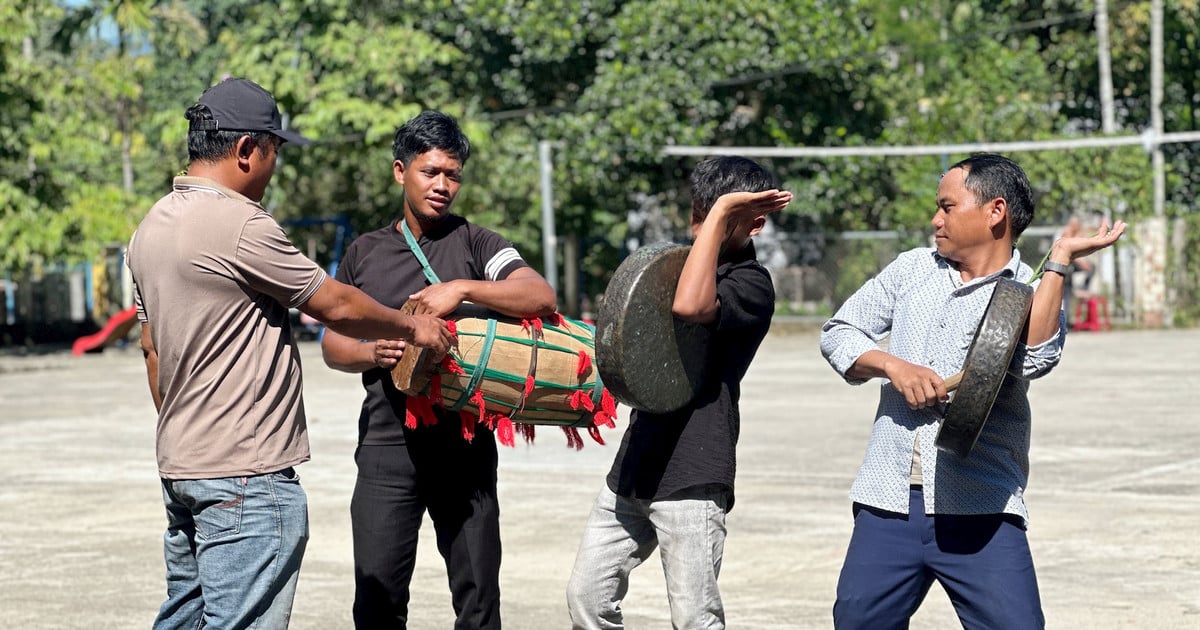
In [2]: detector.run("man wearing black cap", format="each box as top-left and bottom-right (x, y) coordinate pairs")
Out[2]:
(127, 78), (455, 630)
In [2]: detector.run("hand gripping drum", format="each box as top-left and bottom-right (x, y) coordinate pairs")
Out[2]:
(595, 242), (711, 414)
(936, 278), (1036, 458)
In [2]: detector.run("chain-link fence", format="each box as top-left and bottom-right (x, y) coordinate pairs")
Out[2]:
(764, 217), (1195, 329)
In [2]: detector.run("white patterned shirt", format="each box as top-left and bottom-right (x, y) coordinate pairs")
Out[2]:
(821, 247), (1065, 523)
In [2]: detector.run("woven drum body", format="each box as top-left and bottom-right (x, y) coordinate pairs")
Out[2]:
(435, 315), (605, 427)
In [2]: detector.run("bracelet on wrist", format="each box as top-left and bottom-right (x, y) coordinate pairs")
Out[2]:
(1042, 260), (1071, 276)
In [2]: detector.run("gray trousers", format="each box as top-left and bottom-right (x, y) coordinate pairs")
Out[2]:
(566, 484), (730, 630)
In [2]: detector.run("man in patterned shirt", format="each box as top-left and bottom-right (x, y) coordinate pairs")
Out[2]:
(820, 154), (1125, 628)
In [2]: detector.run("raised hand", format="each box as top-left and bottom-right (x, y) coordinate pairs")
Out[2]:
(712, 189), (794, 220)
(1052, 218), (1127, 262)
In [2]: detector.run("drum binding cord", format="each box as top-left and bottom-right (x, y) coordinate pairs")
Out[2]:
(393, 311), (620, 450)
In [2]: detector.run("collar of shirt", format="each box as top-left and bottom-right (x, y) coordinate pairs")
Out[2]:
(173, 175), (259, 208)
(937, 249), (1022, 293)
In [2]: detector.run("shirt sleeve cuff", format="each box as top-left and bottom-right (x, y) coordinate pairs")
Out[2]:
(822, 327), (877, 385)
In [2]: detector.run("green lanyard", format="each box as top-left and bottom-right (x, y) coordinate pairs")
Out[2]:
(401, 218), (442, 285)
(401, 217), (497, 411)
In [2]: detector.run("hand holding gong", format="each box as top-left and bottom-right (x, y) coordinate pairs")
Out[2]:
(936, 278), (1035, 458)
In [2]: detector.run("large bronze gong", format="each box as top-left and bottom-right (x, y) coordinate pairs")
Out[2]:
(936, 277), (1036, 458)
(594, 243), (710, 414)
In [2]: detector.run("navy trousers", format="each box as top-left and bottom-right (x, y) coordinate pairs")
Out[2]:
(833, 487), (1044, 629)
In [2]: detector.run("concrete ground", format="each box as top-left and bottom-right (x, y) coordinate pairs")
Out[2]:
(1, 326), (1198, 629)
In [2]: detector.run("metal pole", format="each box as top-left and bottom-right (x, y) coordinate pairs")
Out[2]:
(538, 140), (559, 293)
(1151, 0), (1164, 218)
(562, 236), (579, 318)
(1096, 0), (1116, 134)
(1139, 0), (1169, 328)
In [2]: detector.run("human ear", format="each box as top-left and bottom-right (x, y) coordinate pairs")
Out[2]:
(748, 215), (767, 237)
(988, 198), (1007, 229)
(236, 135), (256, 160)
(393, 160), (406, 184)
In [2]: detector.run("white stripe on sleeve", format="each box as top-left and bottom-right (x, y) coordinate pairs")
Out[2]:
(484, 247), (523, 281)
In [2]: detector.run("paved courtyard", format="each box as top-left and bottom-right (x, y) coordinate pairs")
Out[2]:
(1, 326), (1198, 629)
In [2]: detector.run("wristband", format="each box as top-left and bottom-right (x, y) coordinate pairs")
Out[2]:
(1042, 260), (1071, 276)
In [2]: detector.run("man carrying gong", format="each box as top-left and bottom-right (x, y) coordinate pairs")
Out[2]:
(820, 154), (1125, 628)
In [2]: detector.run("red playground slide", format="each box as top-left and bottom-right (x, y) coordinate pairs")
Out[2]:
(71, 306), (140, 356)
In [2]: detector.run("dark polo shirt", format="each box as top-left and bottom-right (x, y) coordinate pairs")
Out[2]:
(606, 244), (774, 511)
(335, 215), (527, 445)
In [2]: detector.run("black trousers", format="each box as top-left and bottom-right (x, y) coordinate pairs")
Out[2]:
(351, 424), (501, 630)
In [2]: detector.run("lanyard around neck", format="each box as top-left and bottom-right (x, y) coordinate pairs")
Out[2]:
(400, 218), (442, 285)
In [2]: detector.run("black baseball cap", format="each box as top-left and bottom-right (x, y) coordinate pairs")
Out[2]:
(191, 78), (311, 145)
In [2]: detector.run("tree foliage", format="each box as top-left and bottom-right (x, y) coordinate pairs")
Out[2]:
(2, 0), (1197, 310)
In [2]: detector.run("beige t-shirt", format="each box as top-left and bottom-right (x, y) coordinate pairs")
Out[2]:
(128, 176), (326, 479)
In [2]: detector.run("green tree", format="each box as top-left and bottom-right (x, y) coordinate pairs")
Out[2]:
(4, 0), (1196, 317)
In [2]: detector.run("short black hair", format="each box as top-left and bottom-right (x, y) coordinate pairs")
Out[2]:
(392, 111), (471, 166)
(689, 156), (779, 223)
(185, 103), (276, 163)
(949, 153), (1035, 239)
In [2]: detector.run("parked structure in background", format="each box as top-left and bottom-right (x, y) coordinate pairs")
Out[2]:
(2, 217), (354, 348)
(1, 244), (131, 348)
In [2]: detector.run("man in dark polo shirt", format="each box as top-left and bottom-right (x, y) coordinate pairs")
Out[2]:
(128, 78), (452, 630)
(321, 110), (556, 629)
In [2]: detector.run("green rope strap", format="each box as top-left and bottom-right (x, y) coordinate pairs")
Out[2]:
(439, 388), (587, 415)
(576, 319), (605, 410)
(450, 318), (496, 411)
(400, 219), (442, 285)
(442, 374), (599, 391)
(590, 365), (605, 409)
(455, 331), (582, 355)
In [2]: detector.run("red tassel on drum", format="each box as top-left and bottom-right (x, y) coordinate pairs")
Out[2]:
(441, 356), (466, 376)
(576, 351), (591, 377)
(587, 425), (606, 446)
(404, 403), (419, 430)
(569, 389), (595, 412)
(470, 390), (487, 424)
(408, 395), (438, 428)
(562, 426), (584, 450)
(446, 320), (457, 336)
(461, 411), (476, 442)
(523, 375), (535, 398)
(497, 416), (515, 447)
(593, 389), (618, 428)
(430, 373), (443, 406)
(545, 312), (564, 327)
(518, 423), (536, 444)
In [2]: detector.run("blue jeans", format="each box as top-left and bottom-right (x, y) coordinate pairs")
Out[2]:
(566, 484), (729, 630)
(833, 487), (1044, 630)
(154, 468), (309, 630)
